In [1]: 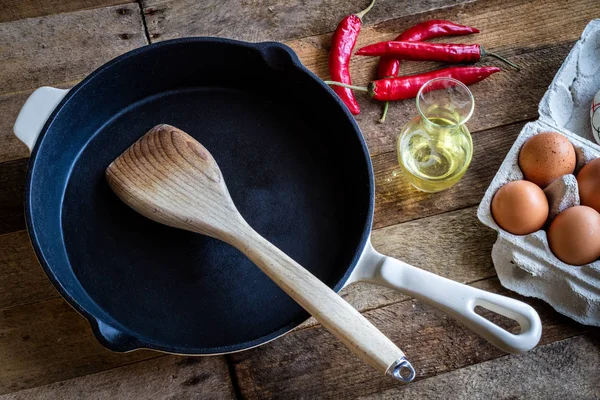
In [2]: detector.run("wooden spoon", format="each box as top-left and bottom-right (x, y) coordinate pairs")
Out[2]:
(106, 124), (414, 382)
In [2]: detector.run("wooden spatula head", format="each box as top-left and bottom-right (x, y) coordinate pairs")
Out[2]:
(106, 124), (244, 240)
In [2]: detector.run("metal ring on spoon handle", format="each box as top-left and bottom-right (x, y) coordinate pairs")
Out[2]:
(387, 357), (416, 383)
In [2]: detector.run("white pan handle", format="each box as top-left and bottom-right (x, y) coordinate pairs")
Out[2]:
(356, 245), (542, 354)
(13, 87), (69, 151)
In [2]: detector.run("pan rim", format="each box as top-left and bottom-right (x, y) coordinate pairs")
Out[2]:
(24, 37), (376, 354)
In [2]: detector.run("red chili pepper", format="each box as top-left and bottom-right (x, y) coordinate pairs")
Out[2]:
(325, 66), (501, 101)
(357, 41), (520, 70)
(377, 20), (480, 123)
(328, 0), (376, 115)
(370, 66), (501, 101)
(378, 20), (480, 79)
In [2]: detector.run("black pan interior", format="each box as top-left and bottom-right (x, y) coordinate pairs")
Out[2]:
(26, 39), (374, 354)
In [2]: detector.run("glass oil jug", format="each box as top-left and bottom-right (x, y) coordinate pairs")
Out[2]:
(397, 77), (474, 193)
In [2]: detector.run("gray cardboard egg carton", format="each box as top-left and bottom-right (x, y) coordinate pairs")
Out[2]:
(477, 19), (600, 326)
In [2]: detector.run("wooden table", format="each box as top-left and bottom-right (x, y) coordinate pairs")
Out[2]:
(0, 0), (598, 398)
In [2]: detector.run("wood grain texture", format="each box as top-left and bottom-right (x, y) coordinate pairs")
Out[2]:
(142, 0), (474, 43)
(230, 277), (587, 400)
(106, 124), (407, 376)
(0, 231), (57, 310)
(0, 298), (158, 394)
(357, 334), (600, 400)
(0, 356), (236, 400)
(0, 3), (147, 95)
(0, 92), (33, 164)
(0, 159), (27, 236)
(0, 4), (148, 165)
(0, 0), (133, 23)
(106, 124), (244, 239)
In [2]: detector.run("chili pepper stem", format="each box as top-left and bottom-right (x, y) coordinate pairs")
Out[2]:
(355, 0), (377, 20)
(480, 46), (521, 70)
(324, 81), (369, 92)
(379, 101), (389, 124)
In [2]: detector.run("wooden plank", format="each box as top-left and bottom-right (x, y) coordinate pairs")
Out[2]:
(142, 0), (475, 43)
(230, 277), (587, 399)
(0, 298), (158, 394)
(286, 0), (596, 156)
(0, 0), (133, 23)
(357, 334), (600, 400)
(373, 121), (522, 230)
(0, 92), (32, 164)
(0, 159), (27, 236)
(0, 355), (236, 399)
(0, 231), (57, 310)
(0, 4), (148, 164)
(0, 3), (147, 95)
(298, 206), (496, 329)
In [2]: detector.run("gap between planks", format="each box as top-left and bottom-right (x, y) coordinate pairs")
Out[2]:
(135, 0), (152, 43)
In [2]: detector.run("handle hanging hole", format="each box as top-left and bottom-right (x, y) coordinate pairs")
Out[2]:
(474, 305), (521, 334)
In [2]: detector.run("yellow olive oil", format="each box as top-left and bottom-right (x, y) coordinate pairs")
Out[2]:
(397, 108), (473, 193)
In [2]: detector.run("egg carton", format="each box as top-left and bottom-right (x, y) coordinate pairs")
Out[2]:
(477, 19), (600, 326)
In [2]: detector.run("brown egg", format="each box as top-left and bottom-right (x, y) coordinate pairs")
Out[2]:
(518, 132), (576, 188)
(491, 180), (549, 235)
(577, 158), (600, 213)
(548, 206), (600, 265)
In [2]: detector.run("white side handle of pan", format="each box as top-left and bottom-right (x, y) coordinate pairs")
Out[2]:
(351, 242), (542, 354)
(13, 87), (69, 151)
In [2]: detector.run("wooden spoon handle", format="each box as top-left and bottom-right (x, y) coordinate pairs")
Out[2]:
(233, 225), (413, 380)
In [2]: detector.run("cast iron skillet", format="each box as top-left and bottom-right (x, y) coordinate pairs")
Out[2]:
(14, 38), (541, 357)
